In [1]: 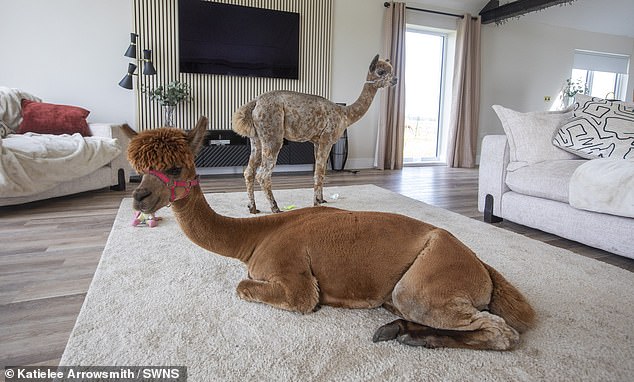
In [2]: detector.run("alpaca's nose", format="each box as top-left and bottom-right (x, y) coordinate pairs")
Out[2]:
(133, 188), (151, 202)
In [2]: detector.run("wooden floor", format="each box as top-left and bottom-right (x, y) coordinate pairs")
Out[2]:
(1, 166), (632, 369)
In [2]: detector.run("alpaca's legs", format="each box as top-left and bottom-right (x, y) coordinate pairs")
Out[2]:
(375, 230), (519, 351)
(237, 275), (320, 314)
(244, 136), (262, 214)
(373, 317), (518, 350)
(256, 140), (283, 213)
(312, 143), (332, 205)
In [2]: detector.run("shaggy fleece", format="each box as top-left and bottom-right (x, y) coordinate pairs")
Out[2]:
(60, 185), (634, 381)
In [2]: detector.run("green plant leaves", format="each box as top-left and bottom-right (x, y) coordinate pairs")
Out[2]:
(142, 80), (192, 106)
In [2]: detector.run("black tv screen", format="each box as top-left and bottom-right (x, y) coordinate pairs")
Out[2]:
(178, 0), (300, 79)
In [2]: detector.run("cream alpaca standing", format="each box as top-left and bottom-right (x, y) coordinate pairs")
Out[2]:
(125, 117), (536, 351)
(233, 55), (397, 214)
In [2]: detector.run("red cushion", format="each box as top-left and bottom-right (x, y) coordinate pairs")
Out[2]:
(17, 99), (91, 136)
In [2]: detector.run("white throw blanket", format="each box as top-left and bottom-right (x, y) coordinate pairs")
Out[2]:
(0, 86), (41, 131)
(569, 158), (634, 218)
(0, 133), (121, 197)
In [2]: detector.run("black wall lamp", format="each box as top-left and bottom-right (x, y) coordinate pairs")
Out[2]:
(118, 33), (157, 89)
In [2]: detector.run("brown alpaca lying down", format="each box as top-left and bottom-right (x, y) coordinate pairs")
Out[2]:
(126, 117), (536, 351)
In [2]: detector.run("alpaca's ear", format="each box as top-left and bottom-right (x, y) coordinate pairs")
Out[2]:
(120, 123), (138, 139)
(369, 54), (379, 72)
(188, 116), (208, 156)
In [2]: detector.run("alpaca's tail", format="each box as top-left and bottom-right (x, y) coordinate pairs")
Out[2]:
(232, 100), (257, 137)
(483, 263), (536, 333)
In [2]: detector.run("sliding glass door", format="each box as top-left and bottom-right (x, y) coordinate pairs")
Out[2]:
(403, 28), (447, 164)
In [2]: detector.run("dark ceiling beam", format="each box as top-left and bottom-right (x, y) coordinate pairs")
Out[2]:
(479, 0), (575, 25)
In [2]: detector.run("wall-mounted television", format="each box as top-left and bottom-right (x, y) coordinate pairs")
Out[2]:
(178, 0), (300, 79)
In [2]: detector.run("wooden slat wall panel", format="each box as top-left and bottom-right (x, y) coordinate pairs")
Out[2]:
(133, 0), (333, 131)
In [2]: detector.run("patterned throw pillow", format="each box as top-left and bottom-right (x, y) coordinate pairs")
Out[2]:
(553, 94), (634, 159)
(0, 121), (10, 138)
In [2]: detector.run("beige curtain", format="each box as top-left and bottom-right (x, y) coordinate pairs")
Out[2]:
(447, 14), (481, 168)
(374, 1), (406, 170)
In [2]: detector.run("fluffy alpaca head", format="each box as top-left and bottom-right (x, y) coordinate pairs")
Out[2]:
(127, 116), (207, 177)
(127, 117), (208, 214)
(127, 128), (195, 175)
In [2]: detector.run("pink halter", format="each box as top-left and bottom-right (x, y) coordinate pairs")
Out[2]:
(147, 169), (200, 202)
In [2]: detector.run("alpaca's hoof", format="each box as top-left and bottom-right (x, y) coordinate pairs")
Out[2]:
(397, 334), (437, 348)
(248, 204), (260, 214)
(271, 207), (282, 213)
(236, 282), (255, 301)
(373, 322), (401, 343)
(314, 198), (327, 205)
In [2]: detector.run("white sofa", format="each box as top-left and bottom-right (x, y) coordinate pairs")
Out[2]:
(478, 134), (634, 259)
(0, 123), (132, 207)
(479, 95), (634, 260)
(0, 87), (132, 207)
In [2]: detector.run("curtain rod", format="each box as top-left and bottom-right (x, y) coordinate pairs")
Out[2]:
(383, 2), (478, 20)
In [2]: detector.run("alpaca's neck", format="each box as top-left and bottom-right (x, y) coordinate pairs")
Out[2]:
(170, 187), (259, 263)
(344, 81), (379, 126)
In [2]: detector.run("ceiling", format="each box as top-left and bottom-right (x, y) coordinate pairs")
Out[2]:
(407, 0), (634, 38)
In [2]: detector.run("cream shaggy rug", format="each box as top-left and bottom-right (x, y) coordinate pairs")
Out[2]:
(61, 185), (634, 381)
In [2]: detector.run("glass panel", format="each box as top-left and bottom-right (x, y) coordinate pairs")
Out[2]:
(590, 71), (617, 99)
(571, 68), (587, 86)
(404, 30), (444, 163)
(571, 68), (621, 100)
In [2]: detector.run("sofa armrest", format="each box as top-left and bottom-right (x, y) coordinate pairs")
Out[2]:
(89, 123), (116, 138)
(478, 135), (510, 216)
(89, 123), (132, 189)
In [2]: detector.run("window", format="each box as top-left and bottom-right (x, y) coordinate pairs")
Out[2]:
(572, 50), (629, 100)
(403, 28), (448, 164)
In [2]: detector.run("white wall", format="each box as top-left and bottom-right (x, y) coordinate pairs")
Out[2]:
(0, 0), (135, 126)
(330, 0), (384, 168)
(479, 19), (634, 149)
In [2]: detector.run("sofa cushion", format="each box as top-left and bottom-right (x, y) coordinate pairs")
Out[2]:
(0, 87), (41, 132)
(18, 99), (91, 136)
(552, 94), (634, 159)
(492, 105), (578, 171)
(505, 159), (587, 203)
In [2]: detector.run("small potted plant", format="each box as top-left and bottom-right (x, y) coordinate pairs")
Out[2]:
(142, 80), (192, 127)
(562, 78), (586, 107)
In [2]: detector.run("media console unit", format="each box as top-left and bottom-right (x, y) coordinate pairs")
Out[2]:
(194, 130), (314, 167)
